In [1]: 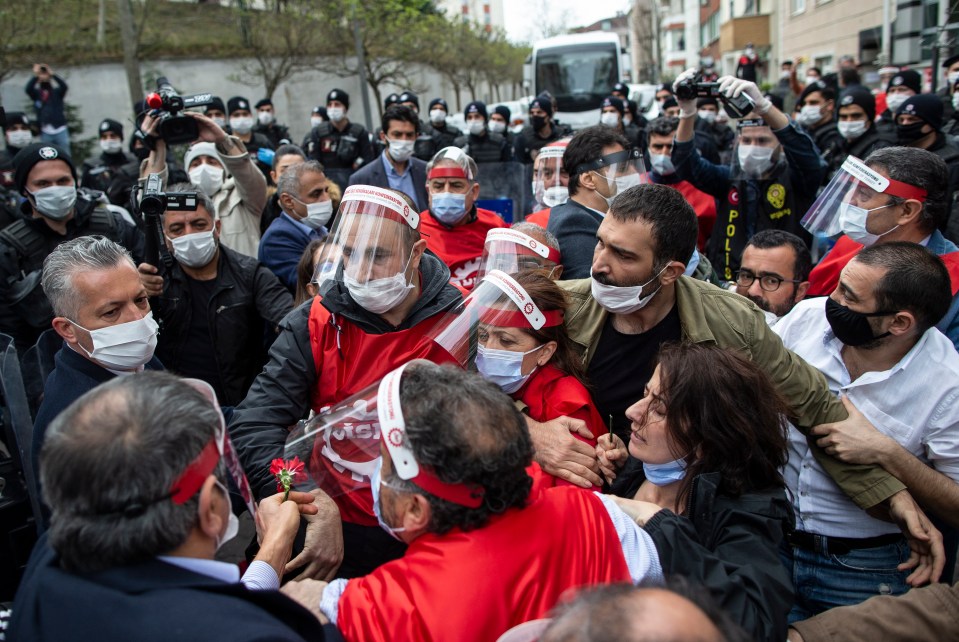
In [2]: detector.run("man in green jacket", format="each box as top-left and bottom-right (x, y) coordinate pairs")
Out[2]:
(551, 183), (942, 583)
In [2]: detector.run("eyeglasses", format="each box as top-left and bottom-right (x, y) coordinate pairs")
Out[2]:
(735, 269), (802, 292)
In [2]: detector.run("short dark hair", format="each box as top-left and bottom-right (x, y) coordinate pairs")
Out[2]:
(564, 125), (632, 196)
(388, 363), (532, 534)
(41, 372), (226, 573)
(745, 229), (812, 281)
(854, 242), (952, 333)
(840, 68), (861, 87)
(381, 105), (420, 136)
(607, 183), (697, 269)
(272, 143), (307, 170)
(648, 116), (679, 138)
(865, 146), (949, 233)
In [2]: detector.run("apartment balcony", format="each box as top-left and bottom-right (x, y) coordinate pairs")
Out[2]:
(661, 13), (685, 30)
(719, 14), (770, 51)
(664, 50), (688, 67)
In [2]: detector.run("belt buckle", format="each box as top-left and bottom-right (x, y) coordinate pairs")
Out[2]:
(813, 534), (828, 556)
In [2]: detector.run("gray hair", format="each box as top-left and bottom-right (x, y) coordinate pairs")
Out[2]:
(166, 182), (216, 221)
(41, 236), (137, 319)
(277, 160), (326, 202)
(511, 221), (560, 253)
(41, 371), (225, 573)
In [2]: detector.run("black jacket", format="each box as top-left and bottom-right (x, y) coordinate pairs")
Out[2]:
(611, 462), (794, 642)
(229, 251), (461, 499)
(153, 245), (293, 406)
(453, 131), (511, 163)
(846, 126), (892, 160)
(254, 122), (292, 148)
(514, 122), (572, 164)
(81, 150), (136, 205)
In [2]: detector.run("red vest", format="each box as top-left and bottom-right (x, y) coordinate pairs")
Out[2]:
(670, 180), (717, 252)
(421, 207), (508, 291)
(307, 297), (458, 525)
(810, 236), (959, 297)
(336, 484), (631, 642)
(517, 365), (607, 490)
(525, 208), (551, 227)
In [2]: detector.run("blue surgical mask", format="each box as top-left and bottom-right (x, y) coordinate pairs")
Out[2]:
(643, 457), (688, 486)
(475, 343), (543, 394)
(431, 192), (468, 225)
(371, 458), (407, 541)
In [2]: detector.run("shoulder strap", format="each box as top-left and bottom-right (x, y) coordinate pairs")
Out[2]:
(348, 123), (365, 137)
(0, 219), (45, 259)
(315, 122), (333, 139)
(86, 205), (119, 239)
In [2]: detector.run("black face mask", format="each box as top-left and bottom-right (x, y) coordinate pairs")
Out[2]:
(896, 121), (929, 143)
(825, 297), (895, 347)
(531, 115), (548, 132)
(133, 146), (151, 162)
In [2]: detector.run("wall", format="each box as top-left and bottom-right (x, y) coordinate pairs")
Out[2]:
(779, 0), (882, 74)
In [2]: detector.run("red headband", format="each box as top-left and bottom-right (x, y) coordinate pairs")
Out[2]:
(428, 166), (468, 180)
(515, 244), (561, 264)
(479, 306), (565, 329)
(410, 467), (485, 508)
(169, 437), (220, 504)
(884, 176), (927, 202)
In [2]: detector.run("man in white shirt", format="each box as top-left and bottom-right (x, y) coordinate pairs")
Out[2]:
(775, 242), (959, 622)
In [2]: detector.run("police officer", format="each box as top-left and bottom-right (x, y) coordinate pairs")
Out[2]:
(875, 70), (921, 141)
(80, 119), (135, 206)
(453, 101), (510, 163)
(227, 96), (274, 179)
(837, 86), (891, 161)
(599, 96), (642, 150)
(304, 89), (374, 192)
(417, 98), (462, 162)
(514, 94), (570, 164)
(253, 98), (292, 148)
(1, 112), (33, 227)
(0, 143), (144, 352)
(205, 96), (229, 130)
(795, 80), (845, 179)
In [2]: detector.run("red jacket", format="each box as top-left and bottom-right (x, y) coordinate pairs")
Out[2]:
(421, 207), (508, 291)
(526, 208), (551, 227)
(336, 484), (631, 642)
(670, 180), (717, 251)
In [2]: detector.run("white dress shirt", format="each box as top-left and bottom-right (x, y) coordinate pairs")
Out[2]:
(775, 297), (959, 537)
(158, 556), (279, 591)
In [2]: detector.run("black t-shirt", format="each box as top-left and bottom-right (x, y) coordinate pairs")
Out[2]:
(586, 305), (682, 443)
(177, 275), (223, 395)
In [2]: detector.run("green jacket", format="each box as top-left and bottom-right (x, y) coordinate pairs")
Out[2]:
(559, 275), (905, 510)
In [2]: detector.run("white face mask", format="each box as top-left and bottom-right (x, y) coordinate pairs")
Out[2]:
(805, 75), (819, 84)
(885, 93), (908, 113)
(69, 312), (159, 371)
(429, 109), (447, 125)
(311, 116), (324, 128)
(595, 171), (643, 208)
(189, 164), (225, 197)
(210, 117), (227, 129)
(623, 115), (633, 127)
(543, 185), (568, 207)
(488, 120), (507, 134)
(327, 107), (346, 123)
(952, 93), (959, 111)
(475, 343), (543, 394)
(292, 196), (333, 229)
(213, 480), (240, 551)
(839, 201), (898, 246)
(29, 185), (77, 221)
(649, 153), (675, 176)
(387, 138), (415, 163)
(100, 139), (123, 154)
(948, 71), (959, 87)
(697, 110), (717, 124)
(257, 111), (274, 126)
(591, 266), (667, 315)
(6, 129), (32, 148)
(344, 250), (415, 314)
(737, 144), (775, 177)
(168, 230), (218, 268)
(837, 120), (867, 141)
(797, 104), (823, 126)
(600, 112), (619, 128)
(467, 120), (486, 136)
(229, 116), (254, 135)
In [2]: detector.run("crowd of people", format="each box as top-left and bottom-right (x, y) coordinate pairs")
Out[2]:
(2, 52), (959, 642)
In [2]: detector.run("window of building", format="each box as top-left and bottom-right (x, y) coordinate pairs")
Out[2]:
(792, 0), (805, 13)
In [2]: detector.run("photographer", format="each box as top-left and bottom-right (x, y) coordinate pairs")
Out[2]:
(25, 63), (69, 150)
(672, 70), (825, 281)
(138, 110), (266, 258)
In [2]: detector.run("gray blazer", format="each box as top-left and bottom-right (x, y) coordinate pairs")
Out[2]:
(347, 153), (430, 212)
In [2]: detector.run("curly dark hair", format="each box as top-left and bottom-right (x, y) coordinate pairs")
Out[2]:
(388, 363), (533, 534)
(651, 343), (792, 511)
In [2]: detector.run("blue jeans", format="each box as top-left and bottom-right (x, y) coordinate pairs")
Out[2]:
(780, 538), (911, 623)
(40, 128), (70, 152)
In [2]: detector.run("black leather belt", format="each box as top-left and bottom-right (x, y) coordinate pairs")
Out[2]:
(788, 531), (904, 556)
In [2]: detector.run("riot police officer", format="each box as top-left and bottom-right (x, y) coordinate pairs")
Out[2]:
(80, 119), (135, 206)
(303, 89), (374, 191)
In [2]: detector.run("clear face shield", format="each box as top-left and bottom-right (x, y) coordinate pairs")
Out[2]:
(531, 145), (569, 209)
(316, 185), (421, 311)
(476, 228), (561, 282)
(574, 148), (648, 207)
(801, 155), (927, 242)
(732, 120), (782, 179)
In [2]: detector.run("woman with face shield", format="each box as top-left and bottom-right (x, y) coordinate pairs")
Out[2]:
(597, 343), (794, 642)
(529, 143), (570, 216)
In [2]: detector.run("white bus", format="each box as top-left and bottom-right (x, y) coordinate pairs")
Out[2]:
(523, 32), (626, 131)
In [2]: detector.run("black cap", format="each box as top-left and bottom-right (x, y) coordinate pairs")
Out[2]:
(887, 70), (921, 94)
(612, 82), (629, 96)
(529, 95), (553, 118)
(839, 86), (876, 122)
(493, 105), (511, 122)
(601, 96), (625, 116)
(327, 89), (350, 109)
(13, 143), (76, 195)
(898, 94), (943, 129)
(384, 93), (400, 110)
(398, 91), (419, 109)
(942, 53), (959, 69)
(312, 106), (328, 118)
(227, 96), (251, 115)
(429, 97), (448, 112)
(206, 96), (227, 114)
(696, 96), (719, 109)
(798, 79), (829, 104)
(465, 100), (488, 121)
(3, 111), (29, 130)
(661, 97), (678, 111)
(98, 118), (123, 138)
(255, 98), (273, 109)
(763, 93), (784, 112)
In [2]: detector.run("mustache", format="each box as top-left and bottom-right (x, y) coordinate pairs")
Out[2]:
(747, 294), (770, 312)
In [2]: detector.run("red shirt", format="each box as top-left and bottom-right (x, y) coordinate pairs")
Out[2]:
(336, 484), (631, 642)
(669, 180), (717, 251)
(421, 207), (508, 291)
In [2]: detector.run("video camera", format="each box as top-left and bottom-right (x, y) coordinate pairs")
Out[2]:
(135, 173), (200, 272)
(144, 77), (216, 146)
(674, 74), (755, 119)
